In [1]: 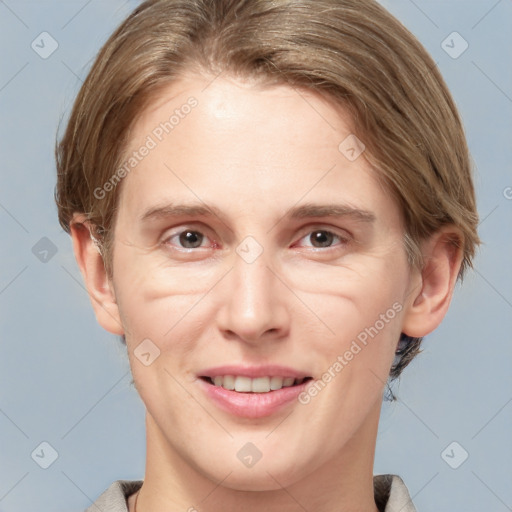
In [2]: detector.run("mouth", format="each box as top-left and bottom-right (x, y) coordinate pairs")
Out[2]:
(200, 375), (313, 393)
(198, 371), (314, 418)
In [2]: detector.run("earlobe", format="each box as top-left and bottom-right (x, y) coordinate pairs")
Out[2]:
(69, 214), (124, 335)
(401, 227), (463, 338)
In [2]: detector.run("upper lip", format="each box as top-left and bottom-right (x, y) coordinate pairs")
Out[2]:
(198, 365), (311, 379)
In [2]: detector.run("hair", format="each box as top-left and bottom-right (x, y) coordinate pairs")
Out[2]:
(55, 0), (480, 383)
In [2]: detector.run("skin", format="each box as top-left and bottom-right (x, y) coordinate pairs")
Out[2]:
(71, 74), (463, 512)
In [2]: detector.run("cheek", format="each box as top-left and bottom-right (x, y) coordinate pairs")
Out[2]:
(278, 251), (409, 341)
(112, 246), (230, 339)
(305, 290), (404, 392)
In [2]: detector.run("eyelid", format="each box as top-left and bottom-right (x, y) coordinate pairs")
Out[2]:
(296, 221), (353, 233)
(293, 224), (352, 245)
(161, 224), (217, 250)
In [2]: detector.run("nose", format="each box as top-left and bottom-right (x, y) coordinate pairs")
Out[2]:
(216, 250), (291, 345)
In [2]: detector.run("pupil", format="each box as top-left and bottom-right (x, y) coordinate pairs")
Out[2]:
(179, 231), (203, 248)
(311, 231), (333, 247)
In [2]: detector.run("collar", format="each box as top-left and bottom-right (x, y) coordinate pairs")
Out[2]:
(85, 474), (416, 512)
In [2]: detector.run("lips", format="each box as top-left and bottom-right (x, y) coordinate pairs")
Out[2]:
(198, 365), (313, 418)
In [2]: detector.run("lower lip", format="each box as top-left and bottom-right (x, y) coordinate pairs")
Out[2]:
(199, 379), (310, 418)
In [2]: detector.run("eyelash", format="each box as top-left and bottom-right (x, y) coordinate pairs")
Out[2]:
(161, 226), (351, 252)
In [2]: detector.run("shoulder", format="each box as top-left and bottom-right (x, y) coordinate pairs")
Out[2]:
(84, 480), (143, 512)
(374, 474), (417, 512)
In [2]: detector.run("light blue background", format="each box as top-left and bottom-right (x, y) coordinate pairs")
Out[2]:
(0, 1), (511, 511)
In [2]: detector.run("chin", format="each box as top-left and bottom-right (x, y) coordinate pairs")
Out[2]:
(220, 465), (304, 492)
(196, 448), (316, 492)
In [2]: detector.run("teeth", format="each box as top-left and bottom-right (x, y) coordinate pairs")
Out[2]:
(222, 375), (235, 390)
(209, 375), (305, 392)
(234, 376), (252, 392)
(269, 376), (284, 390)
(251, 377), (270, 393)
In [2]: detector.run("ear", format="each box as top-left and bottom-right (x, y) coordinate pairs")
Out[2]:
(69, 214), (124, 335)
(401, 226), (464, 338)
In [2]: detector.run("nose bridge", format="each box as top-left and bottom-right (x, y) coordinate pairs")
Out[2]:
(235, 253), (272, 307)
(218, 244), (289, 342)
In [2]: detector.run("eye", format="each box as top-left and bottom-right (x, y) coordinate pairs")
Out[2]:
(163, 229), (213, 250)
(296, 229), (349, 249)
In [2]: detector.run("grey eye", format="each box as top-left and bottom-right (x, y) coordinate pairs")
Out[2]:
(309, 230), (335, 247)
(179, 230), (204, 248)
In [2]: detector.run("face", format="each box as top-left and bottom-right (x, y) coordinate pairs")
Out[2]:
(108, 74), (416, 490)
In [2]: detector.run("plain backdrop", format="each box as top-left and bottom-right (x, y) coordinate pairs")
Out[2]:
(0, 1), (511, 511)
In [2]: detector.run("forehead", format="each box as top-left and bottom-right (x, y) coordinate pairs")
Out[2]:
(133, 73), (356, 153)
(116, 74), (401, 231)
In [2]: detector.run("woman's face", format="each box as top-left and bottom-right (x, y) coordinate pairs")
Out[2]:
(108, 74), (417, 490)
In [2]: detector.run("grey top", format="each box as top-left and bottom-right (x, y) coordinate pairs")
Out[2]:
(84, 474), (416, 511)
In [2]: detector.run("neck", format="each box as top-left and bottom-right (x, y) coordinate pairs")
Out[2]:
(135, 406), (382, 512)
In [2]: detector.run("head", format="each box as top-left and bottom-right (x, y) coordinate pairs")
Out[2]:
(56, 0), (479, 492)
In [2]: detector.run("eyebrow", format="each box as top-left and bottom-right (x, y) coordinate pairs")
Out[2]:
(287, 203), (376, 223)
(139, 201), (376, 224)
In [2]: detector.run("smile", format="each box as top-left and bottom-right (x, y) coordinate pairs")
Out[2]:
(202, 375), (312, 393)
(198, 366), (314, 418)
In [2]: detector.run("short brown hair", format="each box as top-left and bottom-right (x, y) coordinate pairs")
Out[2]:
(55, 0), (480, 380)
